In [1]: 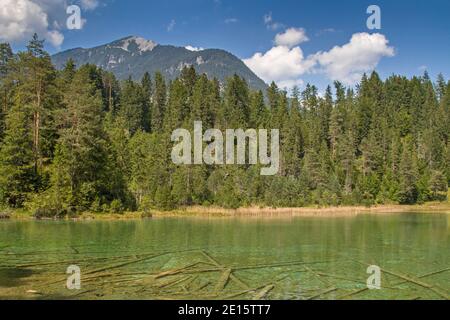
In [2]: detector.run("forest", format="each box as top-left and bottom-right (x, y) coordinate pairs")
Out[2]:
(0, 35), (449, 216)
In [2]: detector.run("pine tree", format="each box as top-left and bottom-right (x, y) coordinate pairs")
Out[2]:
(0, 42), (14, 140)
(266, 82), (279, 114)
(429, 170), (447, 200)
(224, 75), (250, 128)
(318, 86), (333, 146)
(127, 131), (154, 208)
(165, 78), (188, 131)
(0, 103), (35, 207)
(329, 105), (343, 159)
(118, 78), (146, 135)
(339, 130), (357, 194)
(191, 74), (214, 127)
(249, 90), (267, 128)
(283, 87), (303, 177)
(1, 44), (449, 212)
(60, 59), (76, 84)
(50, 67), (110, 210)
(141, 72), (152, 131)
(10, 34), (57, 175)
(102, 71), (120, 114)
(398, 136), (419, 204)
(151, 72), (167, 132)
(436, 73), (446, 101)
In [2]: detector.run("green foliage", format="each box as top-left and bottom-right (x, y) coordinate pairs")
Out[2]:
(50, 65), (112, 211)
(0, 103), (36, 207)
(0, 35), (449, 214)
(110, 199), (124, 214)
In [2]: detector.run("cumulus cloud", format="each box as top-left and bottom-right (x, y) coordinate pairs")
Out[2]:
(0, 0), (102, 48)
(244, 30), (395, 89)
(80, 0), (99, 11)
(274, 28), (309, 48)
(185, 45), (204, 52)
(243, 45), (315, 89)
(310, 33), (395, 84)
(0, 0), (64, 47)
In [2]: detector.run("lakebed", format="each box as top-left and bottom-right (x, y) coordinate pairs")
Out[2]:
(0, 211), (448, 300)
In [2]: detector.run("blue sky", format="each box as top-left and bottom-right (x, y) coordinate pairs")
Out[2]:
(2, 0), (449, 91)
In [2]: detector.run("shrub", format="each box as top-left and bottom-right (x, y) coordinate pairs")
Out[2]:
(110, 199), (124, 214)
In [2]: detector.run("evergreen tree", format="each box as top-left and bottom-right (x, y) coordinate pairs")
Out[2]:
(398, 136), (419, 204)
(118, 78), (146, 135)
(165, 78), (188, 130)
(50, 67), (110, 210)
(224, 75), (250, 128)
(0, 103), (35, 207)
(0, 43), (448, 212)
(249, 90), (267, 128)
(141, 72), (152, 131)
(0, 42), (14, 140)
(10, 34), (58, 176)
(283, 87), (303, 177)
(151, 72), (167, 132)
(191, 74), (214, 127)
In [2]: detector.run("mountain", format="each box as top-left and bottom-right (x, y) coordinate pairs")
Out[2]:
(52, 36), (267, 91)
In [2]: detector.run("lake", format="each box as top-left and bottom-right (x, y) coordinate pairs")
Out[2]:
(0, 213), (448, 300)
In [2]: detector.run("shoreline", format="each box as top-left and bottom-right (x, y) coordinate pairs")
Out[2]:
(3, 202), (449, 221)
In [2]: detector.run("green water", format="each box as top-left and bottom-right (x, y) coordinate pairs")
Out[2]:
(0, 213), (448, 300)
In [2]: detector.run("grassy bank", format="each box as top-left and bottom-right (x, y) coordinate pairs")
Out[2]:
(2, 201), (450, 221)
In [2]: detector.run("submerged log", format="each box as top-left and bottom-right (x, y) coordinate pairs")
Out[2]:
(157, 275), (192, 289)
(338, 287), (368, 300)
(307, 287), (338, 300)
(215, 269), (232, 293)
(154, 262), (203, 279)
(339, 264), (450, 300)
(253, 285), (275, 300)
(381, 267), (450, 300)
(85, 252), (168, 275)
(201, 251), (249, 289)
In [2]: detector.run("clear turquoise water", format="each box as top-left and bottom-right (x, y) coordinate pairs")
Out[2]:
(0, 213), (448, 300)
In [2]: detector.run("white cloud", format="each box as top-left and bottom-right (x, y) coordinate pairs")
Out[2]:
(80, 0), (99, 11)
(243, 45), (315, 88)
(244, 31), (395, 89)
(46, 29), (64, 47)
(277, 79), (304, 91)
(0, 0), (64, 47)
(263, 12), (272, 24)
(224, 18), (238, 24)
(263, 12), (283, 30)
(0, 0), (103, 48)
(315, 28), (337, 36)
(167, 19), (176, 32)
(311, 33), (395, 84)
(274, 28), (309, 48)
(185, 45), (204, 52)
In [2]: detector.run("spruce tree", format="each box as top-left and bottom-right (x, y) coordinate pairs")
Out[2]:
(0, 42), (14, 140)
(398, 136), (419, 204)
(0, 103), (35, 207)
(10, 34), (57, 175)
(50, 67), (110, 210)
(118, 78), (146, 135)
(151, 72), (167, 132)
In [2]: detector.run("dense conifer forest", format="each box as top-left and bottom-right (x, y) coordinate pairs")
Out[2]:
(0, 35), (448, 215)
